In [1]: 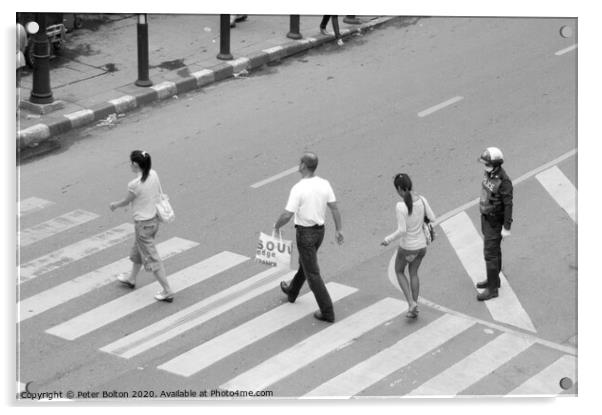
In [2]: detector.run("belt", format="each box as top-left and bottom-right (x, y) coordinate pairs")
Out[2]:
(295, 224), (324, 229)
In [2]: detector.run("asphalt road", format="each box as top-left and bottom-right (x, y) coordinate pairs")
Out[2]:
(17, 16), (577, 400)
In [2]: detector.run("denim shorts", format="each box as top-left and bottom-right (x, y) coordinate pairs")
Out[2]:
(129, 216), (162, 272)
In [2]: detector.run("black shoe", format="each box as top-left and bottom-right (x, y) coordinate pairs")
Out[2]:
(477, 288), (499, 301)
(280, 281), (294, 303)
(313, 311), (335, 323)
(476, 280), (488, 289)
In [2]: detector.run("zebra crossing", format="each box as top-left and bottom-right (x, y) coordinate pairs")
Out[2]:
(17, 159), (577, 398)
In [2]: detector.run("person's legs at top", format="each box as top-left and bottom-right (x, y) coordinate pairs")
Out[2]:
(320, 15), (331, 33)
(331, 15), (344, 45)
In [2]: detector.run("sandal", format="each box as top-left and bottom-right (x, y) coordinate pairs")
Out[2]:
(117, 274), (135, 289)
(154, 292), (174, 303)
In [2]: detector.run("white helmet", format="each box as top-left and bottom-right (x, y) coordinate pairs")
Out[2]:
(478, 147), (504, 166)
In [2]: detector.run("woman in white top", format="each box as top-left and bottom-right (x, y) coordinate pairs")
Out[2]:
(109, 150), (174, 302)
(382, 173), (436, 318)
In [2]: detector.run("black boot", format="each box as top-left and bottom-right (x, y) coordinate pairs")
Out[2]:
(280, 281), (295, 303)
(477, 288), (499, 301)
(476, 280), (488, 289)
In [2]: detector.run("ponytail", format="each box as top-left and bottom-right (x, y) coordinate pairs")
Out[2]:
(403, 191), (413, 215)
(130, 150), (152, 182)
(393, 173), (414, 215)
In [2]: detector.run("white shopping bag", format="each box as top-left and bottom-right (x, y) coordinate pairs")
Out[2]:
(255, 231), (293, 268)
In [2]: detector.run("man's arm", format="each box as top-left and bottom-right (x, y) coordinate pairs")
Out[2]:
(500, 179), (513, 231)
(274, 210), (294, 232)
(327, 201), (344, 245)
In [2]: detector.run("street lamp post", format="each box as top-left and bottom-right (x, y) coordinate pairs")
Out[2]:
(29, 13), (54, 104)
(217, 14), (233, 60)
(287, 15), (302, 39)
(135, 14), (152, 87)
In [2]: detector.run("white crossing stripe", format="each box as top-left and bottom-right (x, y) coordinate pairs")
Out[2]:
(250, 166), (298, 189)
(220, 297), (405, 391)
(507, 354), (577, 396)
(46, 251), (248, 340)
(18, 197), (54, 217)
(535, 166), (577, 222)
(418, 96), (463, 117)
(440, 212), (536, 332)
(102, 266), (297, 359)
(18, 238), (199, 322)
(19, 209), (99, 247)
(406, 333), (534, 396)
(555, 44), (577, 56)
(19, 223), (135, 284)
(303, 314), (475, 398)
(157, 283), (358, 376)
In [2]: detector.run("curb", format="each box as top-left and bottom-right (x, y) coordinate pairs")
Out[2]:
(17, 16), (396, 152)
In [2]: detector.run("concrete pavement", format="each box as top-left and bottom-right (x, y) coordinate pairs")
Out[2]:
(16, 14), (394, 156)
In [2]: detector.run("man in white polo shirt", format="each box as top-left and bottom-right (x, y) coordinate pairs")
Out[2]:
(274, 152), (344, 323)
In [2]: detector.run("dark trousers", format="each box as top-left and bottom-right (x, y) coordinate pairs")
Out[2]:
(287, 225), (334, 319)
(481, 214), (503, 289)
(320, 15), (341, 39)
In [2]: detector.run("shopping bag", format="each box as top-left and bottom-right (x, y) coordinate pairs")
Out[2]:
(255, 231), (293, 268)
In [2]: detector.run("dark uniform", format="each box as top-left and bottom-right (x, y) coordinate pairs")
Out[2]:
(479, 166), (513, 292)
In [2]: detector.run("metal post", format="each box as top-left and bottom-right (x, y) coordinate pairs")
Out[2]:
(344, 15), (361, 24)
(287, 15), (302, 39)
(135, 14), (152, 87)
(29, 13), (53, 104)
(217, 14), (233, 60)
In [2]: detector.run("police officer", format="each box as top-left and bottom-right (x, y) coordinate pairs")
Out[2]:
(477, 147), (513, 301)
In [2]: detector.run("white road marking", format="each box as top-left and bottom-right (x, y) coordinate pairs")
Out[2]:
(440, 212), (536, 332)
(536, 166), (577, 222)
(406, 333), (534, 396)
(555, 44), (577, 56)
(219, 297), (405, 391)
(18, 197), (53, 217)
(19, 223), (134, 284)
(507, 355), (577, 396)
(157, 283), (357, 376)
(303, 314), (475, 398)
(250, 166), (298, 188)
(45, 251), (248, 340)
(18, 209), (99, 247)
(102, 266), (296, 359)
(18, 237), (199, 322)
(418, 96), (463, 118)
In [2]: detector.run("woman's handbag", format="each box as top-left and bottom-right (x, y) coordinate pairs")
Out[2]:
(156, 181), (175, 223)
(419, 196), (435, 245)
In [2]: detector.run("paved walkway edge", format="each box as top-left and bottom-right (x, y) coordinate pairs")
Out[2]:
(17, 16), (396, 151)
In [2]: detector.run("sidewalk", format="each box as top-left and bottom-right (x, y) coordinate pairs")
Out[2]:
(16, 14), (396, 156)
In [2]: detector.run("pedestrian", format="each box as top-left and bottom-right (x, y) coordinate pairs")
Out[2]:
(276, 152), (344, 323)
(381, 173), (436, 318)
(476, 147), (513, 301)
(319, 15), (344, 46)
(109, 150), (174, 303)
(230, 14), (248, 28)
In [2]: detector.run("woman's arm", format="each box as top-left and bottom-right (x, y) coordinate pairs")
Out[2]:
(382, 204), (406, 245)
(110, 191), (136, 211)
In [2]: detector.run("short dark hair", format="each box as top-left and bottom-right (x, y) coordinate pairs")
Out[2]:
(301, 152), (318, 172)
(130, 150), (152, 182)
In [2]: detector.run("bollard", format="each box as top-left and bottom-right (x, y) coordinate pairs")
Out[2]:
(29, 13), (54, 104)
(287, 15), (302, 39)
(344, 15), (361, 24)
(135, 14), (152, 87)
(217, 14), (233, 60)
